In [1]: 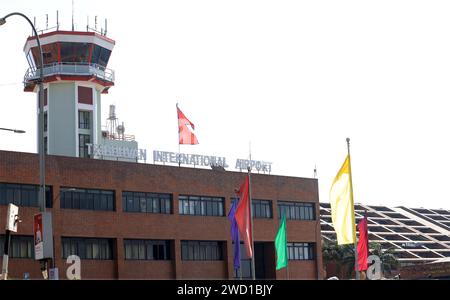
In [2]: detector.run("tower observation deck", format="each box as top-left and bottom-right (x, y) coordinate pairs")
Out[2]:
(23, 30), (115, 93)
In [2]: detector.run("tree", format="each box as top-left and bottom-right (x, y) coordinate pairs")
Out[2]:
(322, 239), (355, 279)
(322, 240), (399, 279)
(369, 242), (399, 277)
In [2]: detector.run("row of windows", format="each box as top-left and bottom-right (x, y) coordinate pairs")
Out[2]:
(0, 183), (315, 220)
(0, 235), (34, 259)
(278, 202), (315, 220)
(287, 243), (315, 260)
(1, 236), (316, 262)
(62, 237), (113, 260)
(124, 239), (170, 260)
(181, 241), (224, 261)
(0, 183), (52, 208)
(123, 192), (171, 214)
(179, 195), (224, 216)
(252, 199), (273, 219)
(60, 188), (114, 211)
(28, 43), (112, 67)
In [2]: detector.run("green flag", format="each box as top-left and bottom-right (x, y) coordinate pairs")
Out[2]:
(275, 214), (288, 270)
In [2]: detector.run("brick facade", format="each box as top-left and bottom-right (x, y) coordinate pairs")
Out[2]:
(0, 150), (323, 279)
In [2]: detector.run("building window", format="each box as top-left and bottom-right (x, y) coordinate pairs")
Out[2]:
(60, 42), (90, 63)
(181, 241), (223, 261)
(122, 191), (171, 214)
(78, 134), (91, 158)
(287, 243), (315, 260)
(91, 45), (112, 67)
(252, 199), (272, 219)
(124, 240), (171, 260)
(0, 182), (52, 208)
(60, 187), (114, 211)
(62, 237), (114, 260)
(78, 111), (91, 129)
(179, 195), (224, 216)
(78, 87), (93, 105)
(0, 235), (34, 259)
(44, 112), (48, 132)
(278, 201), (315, 220)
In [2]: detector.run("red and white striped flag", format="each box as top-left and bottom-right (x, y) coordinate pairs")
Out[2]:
(177, 105), (199, 145)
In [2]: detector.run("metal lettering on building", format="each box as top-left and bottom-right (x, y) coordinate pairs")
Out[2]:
(235, 159), (272, 173)
(153, 150), (229, 168)
(153, 150), (272, 173)
(87, 144), (147, 161)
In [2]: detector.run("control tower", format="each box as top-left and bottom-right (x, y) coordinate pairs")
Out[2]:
(23, 24), (141, 162)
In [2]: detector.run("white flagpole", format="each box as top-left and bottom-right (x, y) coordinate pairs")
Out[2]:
(176, 103), (181, 167)
(248, 142), (256, 280)
(346, 138), (359, 280)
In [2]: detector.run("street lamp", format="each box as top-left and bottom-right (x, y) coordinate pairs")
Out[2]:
(0, 127), (26, 134)
(1, 12), (49, 279)
(0, 13), (45, 213)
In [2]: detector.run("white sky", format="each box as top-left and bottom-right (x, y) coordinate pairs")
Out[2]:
(1, 0), (450, 209)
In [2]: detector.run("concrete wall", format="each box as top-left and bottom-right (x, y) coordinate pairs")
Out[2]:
(48, 82), (76, 157)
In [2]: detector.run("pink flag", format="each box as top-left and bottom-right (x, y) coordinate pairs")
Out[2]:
(177, 105), (199, 145)
(235, 175), (253, 258)
(357, 216), (369, 271)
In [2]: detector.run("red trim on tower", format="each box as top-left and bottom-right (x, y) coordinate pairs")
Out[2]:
(88, 44), (93, 64)
(57, 42), (61, 63)
(24, 75), (114, 93)
(26, 30), (116, 44)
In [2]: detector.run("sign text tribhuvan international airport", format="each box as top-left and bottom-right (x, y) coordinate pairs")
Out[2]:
(153, 150), (272, 173)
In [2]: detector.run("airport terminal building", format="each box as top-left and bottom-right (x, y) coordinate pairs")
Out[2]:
(0, 27), (323, 280)
(0, 150), (323, 279)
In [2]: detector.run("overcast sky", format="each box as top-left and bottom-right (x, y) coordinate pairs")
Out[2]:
(1, 0), (450, 209)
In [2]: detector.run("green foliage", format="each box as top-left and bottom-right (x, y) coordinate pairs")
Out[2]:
(322, 239), (399, 279)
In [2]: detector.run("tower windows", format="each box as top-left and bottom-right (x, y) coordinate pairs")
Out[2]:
(78, 111), (91, 129)
(79, 134), (91, 158)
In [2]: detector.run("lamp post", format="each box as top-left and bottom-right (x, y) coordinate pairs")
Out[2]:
(0, 127), (26, 134)
(0, 13), (45, 213)
(1, 12), (48, 279)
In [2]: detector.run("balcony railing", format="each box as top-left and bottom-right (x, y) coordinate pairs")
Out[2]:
(24, 62), (115, 84)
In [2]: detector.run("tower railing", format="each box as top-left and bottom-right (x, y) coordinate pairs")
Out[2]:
(24, 62), (115, 85)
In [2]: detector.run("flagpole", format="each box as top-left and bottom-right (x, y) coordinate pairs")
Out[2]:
(346, 137), (360, 280)
(248, 143), (256, 280)
(285, 217), (289, 280)
(176, 103), (181, 167)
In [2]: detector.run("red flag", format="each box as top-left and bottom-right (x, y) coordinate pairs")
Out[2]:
(177, 105), (199, 145)
(234, 175), (253, 258)
(356, 216), (369, 271)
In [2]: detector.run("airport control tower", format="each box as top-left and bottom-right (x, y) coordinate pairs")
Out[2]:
(23, 22), (143, 162)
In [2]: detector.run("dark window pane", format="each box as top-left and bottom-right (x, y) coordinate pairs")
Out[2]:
(91, 45), (112, 66)
(60, 42), (90, 63)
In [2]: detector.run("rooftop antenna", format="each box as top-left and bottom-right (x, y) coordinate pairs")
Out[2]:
(86, 16), (89, 31)
(71, 0), (74, 31)
(104, 18), (107, 36)
(95, 16), (97, 31)
(33, 16), (36, 36)
(46, 14), (48, 30)
(56, 10), (59, 30)
(314, 164), (317, 178)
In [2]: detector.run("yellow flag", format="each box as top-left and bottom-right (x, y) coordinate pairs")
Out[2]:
(329, 155), (356, 245)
